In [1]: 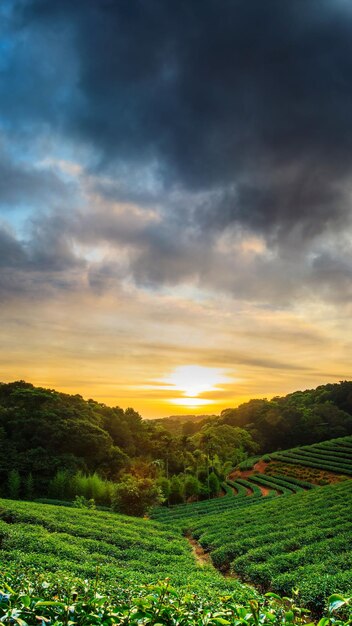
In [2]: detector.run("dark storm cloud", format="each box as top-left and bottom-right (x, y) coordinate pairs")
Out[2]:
(0, 228), (26, 267)
(12, 0), (352, 232)
(0, 149), (74, 209)
(0, 214), (84, 299)
(2, 0), (352, 301)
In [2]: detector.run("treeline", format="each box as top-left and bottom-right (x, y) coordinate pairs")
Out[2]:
(219, 381), (352, 452)
(1, 379), (352, 515)
(0, 381), (256, 511)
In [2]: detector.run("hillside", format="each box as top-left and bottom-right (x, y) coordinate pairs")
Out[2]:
(0, 492), (351, 624)
(150, 436), (352, 611)
(0, 435), (351, 621)
(1, 380), (352, 502)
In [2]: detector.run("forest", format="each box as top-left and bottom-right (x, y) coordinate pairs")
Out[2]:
(0, 380), (352, 513)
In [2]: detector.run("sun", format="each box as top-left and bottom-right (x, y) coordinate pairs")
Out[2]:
(165, 365), (230, 408)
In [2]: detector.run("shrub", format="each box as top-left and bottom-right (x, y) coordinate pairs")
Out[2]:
(111, 474), (163, 516)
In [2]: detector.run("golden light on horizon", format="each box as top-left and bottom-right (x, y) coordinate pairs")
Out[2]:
(170, 397), (213, 408)
(165, 365), (230, 408)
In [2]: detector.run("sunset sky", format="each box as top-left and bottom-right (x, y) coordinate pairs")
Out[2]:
(1, 0), (352, 418)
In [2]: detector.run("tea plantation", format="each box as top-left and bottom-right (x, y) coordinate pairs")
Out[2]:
(185, 481), (352, 611)
(0, 498), (252, 598)
(268, 436), (352, 476)
(1, 436), (352, 624)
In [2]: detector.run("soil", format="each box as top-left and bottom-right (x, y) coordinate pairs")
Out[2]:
(186, 534), (213, 567)
(229, 459), (269, 481)
(256, 484), (271, 496)
(228, 460), (278, 496)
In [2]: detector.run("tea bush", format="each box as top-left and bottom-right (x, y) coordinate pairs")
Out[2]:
(186, 481), (352, 611)
(0, 498), (254, 600)
(1, 573), (351, 626)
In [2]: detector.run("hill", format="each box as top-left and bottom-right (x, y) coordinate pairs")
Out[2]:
(150, 436), (352, 610)
(1, 379), (352, 508)
(0, 494), (351, 624)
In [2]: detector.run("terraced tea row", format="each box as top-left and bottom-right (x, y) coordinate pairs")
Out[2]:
(151, 472), (315, 523)
(0, 498), (253, 600)
(151, 484), (275, 523)
(268, 436), (352, 476)
(186, 480), (352, 610)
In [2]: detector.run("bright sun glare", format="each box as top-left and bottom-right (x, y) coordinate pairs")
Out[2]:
(165, 365), (230, 408)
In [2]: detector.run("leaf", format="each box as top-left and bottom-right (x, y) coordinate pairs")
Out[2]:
(2, 582), (15, 594)
(35, 601), (66, 608)
(21, 596), (31, 608)
(328, 594), (347, 612)
(284, 610), (294, 622)
(317, 618), (330, 626)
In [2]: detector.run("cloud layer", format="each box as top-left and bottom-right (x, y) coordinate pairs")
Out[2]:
(1, 1), (352, 413)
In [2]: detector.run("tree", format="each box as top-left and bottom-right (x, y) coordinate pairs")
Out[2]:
(111, 475), (163, 516)
(184, 474), (201, 500)
(208, 472), (220, 498)
(24, 473), (34, 500)
(157, 476), (170, 503)
(8, 469), (21, 499)
(169, 475), (184, 504)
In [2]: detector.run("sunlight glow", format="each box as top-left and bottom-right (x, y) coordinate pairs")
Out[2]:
(170, 397), (213, 408)
(165, 365), (230, 398)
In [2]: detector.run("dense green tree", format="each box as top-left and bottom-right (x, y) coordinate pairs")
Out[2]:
(169, 475), (184, 504)
(24, 473), (34, 500)
(111, 475), (163, 516)
(8, 469), (20, 499)
(208, 471), (220, 498)
(184, 474), (201, 500)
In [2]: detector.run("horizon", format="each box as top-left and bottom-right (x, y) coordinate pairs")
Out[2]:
(1, 1), (352, 419)
(1, 376), (350, 422)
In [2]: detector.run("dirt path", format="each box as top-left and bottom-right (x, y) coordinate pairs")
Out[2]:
(186, 534), (213, 567)
(229, 459), (270, 481)
(256, 484), (271, 496)
(253, 459), (269, 473)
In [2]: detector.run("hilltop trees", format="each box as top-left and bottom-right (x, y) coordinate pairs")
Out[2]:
(1, 379), (352, 512)
(219, 382), (352, 451)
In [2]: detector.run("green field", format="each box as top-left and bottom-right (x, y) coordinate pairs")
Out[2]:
(1, 437), (352, 624)
(268, 436), (352, 476)
(150, 437), (352, 612)
(0, 498), (253, 599)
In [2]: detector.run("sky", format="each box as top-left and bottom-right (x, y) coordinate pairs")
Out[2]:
(1, 0), (352, 418)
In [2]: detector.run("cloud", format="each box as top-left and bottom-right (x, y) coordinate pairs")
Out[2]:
(13, 2), (352, 193)
(0, 147), (75, 210)
(1, 0), (352, 307)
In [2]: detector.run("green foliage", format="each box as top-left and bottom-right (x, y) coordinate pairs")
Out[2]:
(48, 470), (114, 506)
(48, 469), (71, 500)
(269, 436), (352, 476)
(24, 473), (34, 500)
(7, 470), (20, 500)
(0, 381), (144, 490)
(191, 424), (259, 464)
(186, 481), (352, 610)
(184, 474), (201, 499)
(0, 498), (255, 600)
(169, 475), (184, 504)
(0, 575), (351, 626)
(220, 382), (352, 452)
(111, 474), (163, 515)
(71, 471), (113, 505)
(209, 471), (221, 497)
(157, 476), (171, 500)
(237, 455), (262, 470)
(72, 495), (96, 509)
